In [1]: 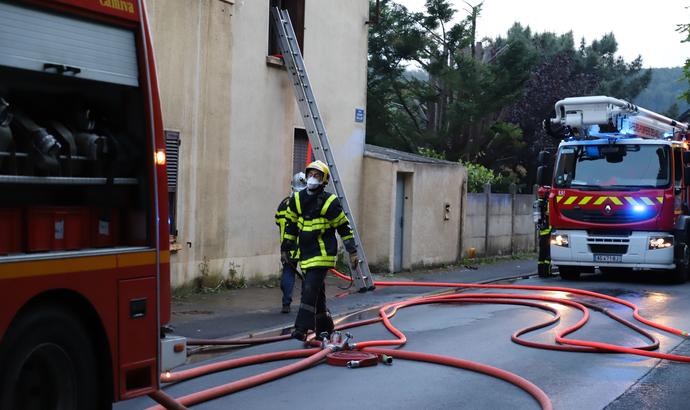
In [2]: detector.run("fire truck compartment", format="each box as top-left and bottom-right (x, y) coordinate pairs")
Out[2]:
(0, 1), (151, 259)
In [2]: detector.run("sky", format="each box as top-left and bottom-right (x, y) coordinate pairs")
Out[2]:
(396, 0), (690, 68)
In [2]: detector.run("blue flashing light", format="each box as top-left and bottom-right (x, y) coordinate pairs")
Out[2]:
(585, 145), (599, 157)
(633, 205), (646, 213)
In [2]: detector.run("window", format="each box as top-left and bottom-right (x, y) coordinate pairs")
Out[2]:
(293, 128), (313, 174)
(554, 144), (671, 189)
(165, 130), (180, 236)
(674, 147), (683, 187)
(268, 0), (305, 56)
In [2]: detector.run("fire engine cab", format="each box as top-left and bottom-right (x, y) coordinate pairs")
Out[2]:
(542, 96), (690, 282)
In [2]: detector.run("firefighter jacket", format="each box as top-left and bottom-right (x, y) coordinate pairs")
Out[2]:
(281, 188), (356, 270)
(275, 196), (299, 260)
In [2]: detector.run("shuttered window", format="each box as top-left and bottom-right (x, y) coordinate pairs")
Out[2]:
(165, 130), (180, 236)
(294, 128), (314, 175)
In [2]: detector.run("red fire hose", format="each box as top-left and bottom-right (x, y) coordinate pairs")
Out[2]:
(149, 269), (690, 409)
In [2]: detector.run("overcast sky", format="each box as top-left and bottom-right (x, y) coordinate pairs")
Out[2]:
(396, 0), (690, 68)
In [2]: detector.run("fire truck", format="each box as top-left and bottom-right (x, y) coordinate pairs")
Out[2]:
(539, 96), (690, 283)
(0, 1), (185, 408)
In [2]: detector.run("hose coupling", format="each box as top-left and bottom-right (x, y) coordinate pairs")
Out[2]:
(346, 360), (360, 368)
(379, 354), (393, 365)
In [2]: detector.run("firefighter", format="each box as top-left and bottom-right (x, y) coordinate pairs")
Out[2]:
(536, 186), (552, 277)
(282, 160), (358, 341)
(275, 172), (307, 313)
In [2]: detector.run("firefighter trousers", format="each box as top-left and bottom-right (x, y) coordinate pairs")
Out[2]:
(294, 267), (333, 335)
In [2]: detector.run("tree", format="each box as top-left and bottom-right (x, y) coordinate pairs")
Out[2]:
(367, 0), (532, 163)
(678, 20), (690, 104)
(366, 1), (654, 188)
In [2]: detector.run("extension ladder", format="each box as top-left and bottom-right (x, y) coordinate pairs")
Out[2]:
(270, 7), (375, 292)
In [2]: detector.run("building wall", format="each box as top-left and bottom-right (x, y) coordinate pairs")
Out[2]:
(360, 158), (396, 271)
(361, 156), (466, 272)
(462, 190), (537, 257)
(146, 0), (369, 285)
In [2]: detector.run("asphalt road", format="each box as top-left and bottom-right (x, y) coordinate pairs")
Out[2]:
(116, 271), (690, 409)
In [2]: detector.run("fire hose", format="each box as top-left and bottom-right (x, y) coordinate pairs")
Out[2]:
(148, 270), (690, 410)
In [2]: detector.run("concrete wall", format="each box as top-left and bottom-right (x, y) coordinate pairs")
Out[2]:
(462, 186), (536, 257)
(146, 0), (369, 285)
(361, 155), (466, 272)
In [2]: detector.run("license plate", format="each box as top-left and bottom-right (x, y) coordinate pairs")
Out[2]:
(594, 254), (622, 263)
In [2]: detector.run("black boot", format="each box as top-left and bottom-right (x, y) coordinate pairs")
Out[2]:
(291, 327), (307, 341)
(281, 304), (290, 314)
(314, 311), (334, 340)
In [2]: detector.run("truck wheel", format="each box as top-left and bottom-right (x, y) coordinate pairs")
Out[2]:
(671, 241), (689, 284)
(558, 266), (580, 280)
(0, 306), (103, 410)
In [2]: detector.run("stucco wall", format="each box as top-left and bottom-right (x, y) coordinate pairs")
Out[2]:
(147, 0), (369, 285)
(360, 158), (395, 271)
(361, 155), (466, 272)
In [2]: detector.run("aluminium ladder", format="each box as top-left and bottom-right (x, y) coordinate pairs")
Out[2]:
(271, 7), (375, 292)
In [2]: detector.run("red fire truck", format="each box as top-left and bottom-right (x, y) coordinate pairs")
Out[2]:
(541, 96), (690, 283)
(0, 1), (184, 408)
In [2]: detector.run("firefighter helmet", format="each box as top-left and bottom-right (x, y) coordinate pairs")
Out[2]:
(291, 172), (306, 192)
(305, 160), (330, 184)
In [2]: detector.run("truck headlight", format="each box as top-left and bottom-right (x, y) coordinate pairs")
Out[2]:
(648, 236), (673, 250)
(551, 233), (569, 247)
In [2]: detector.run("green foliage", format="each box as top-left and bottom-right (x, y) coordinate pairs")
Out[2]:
(462, 162), (495, 192)
(678, 21), (690, 104)
(417, 147), (446, 159)
(366, 0), (655, 189)
(634, 67), (690, 114)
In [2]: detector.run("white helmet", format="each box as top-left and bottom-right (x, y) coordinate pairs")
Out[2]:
(291, 172), (306, 192)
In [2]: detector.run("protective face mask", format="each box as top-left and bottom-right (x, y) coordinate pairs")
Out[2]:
(306, 176), (321, 190)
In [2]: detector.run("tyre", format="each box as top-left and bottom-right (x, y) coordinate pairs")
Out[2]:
(558, 266), (581, 280)
(671, 241), (689, 284)
(0, 306), (104, 410)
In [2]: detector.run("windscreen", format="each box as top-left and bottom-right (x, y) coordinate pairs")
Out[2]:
(554, 144), (671, 190)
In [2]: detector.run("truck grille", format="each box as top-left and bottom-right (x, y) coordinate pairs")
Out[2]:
(561, 208), (656, 224)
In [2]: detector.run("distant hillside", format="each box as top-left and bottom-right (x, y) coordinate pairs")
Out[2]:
(633, 67), (689, 116)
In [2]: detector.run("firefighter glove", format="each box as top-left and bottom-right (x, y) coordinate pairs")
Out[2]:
(281, 251), (290, 265)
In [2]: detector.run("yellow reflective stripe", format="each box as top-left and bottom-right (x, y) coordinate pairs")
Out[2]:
(300, 217), (329, 227)
(657, 196), (663, 204)
(556, 196), (563, 203)
(578, 196), (592, 205)
(299, 255), (337, 269)
(624, 197), (639, 206)
(331, 212), (347, 227)
(539, 228), (551, 235)
(609, 196), (622, 205)
(318, 234), (327, 256)
(300, 225), (331, 232)
(594, 196), (607, 205)
(641, 197), (655, 206)
(564, 196), (577, 205)
(278, 220), (286, 241)
(283, 233), (296, 241)
(341, 234), (354, 240)
(295, 192), (302, 215)
(298, 217), (331, 231)
(321, 194), (337, 216)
